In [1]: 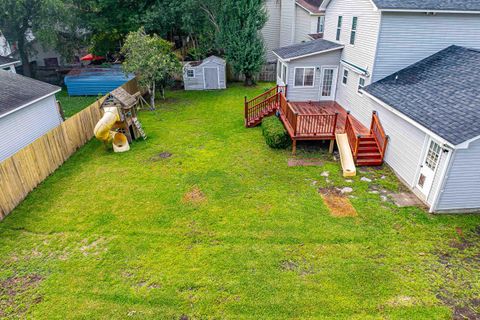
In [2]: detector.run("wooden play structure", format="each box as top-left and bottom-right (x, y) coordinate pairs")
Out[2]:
(94, 87), (150, 152)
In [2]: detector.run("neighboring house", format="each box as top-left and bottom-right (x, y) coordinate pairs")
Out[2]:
(0, 70), (63, 162)
(258, 0), (480, 213)
(262, 0), (326, 62)
(0, 56), (19, 73)
(183, 56), (227, 90)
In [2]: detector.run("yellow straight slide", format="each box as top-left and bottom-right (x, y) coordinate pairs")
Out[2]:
(335, 133), (356, 177)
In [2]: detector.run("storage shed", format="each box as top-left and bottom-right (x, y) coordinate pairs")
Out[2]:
(64, 66), (134, 96)
(0, 70), (62, 162)
(183, 56), (226, 90)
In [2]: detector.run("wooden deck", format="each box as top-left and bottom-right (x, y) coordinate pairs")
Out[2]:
(288, 101), (369, 137)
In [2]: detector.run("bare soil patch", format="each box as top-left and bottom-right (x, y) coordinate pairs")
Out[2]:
(318, 187), (357, 217)
(149, 152), (173, 162)
(0, 274), (43, 318)
(183, 187), (206, 204)
(288, 158), (323, 167)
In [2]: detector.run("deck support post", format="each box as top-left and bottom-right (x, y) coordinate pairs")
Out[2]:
(329, 139), (335, 154)
(292, 139), (297, 155)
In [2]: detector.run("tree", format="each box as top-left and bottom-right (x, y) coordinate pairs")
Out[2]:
(121, 28), (181, 108)
(219, 0), (267, 86)
(0, 0), (83, 77)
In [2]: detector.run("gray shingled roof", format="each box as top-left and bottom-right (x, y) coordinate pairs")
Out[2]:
(273, 39), (343, 60)
(0, 56), (19, 67)
(0, 70), (60, 118)
(372, 0), (480, 11)
(364, 46), (480, 146)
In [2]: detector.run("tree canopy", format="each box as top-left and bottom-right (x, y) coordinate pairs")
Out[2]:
(121, 27), (181, 107)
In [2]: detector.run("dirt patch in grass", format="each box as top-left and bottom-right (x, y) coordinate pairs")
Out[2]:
(279, 259), (317, 276)
(183, 187), (206, 204)
(0, 274), (43, 318)
(434, 226), (480, 319)
(149, 152), (173, 162)
(318, 187), (358, 217)
(288, 158), (323, 167)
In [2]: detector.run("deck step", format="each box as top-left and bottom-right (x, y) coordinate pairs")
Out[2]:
(356, 159), (384, 166)
(358, 146), (379, 153)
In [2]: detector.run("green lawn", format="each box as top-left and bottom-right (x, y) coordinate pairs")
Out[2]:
(56, 89), (99, 118)
(1, 83), (479, 319)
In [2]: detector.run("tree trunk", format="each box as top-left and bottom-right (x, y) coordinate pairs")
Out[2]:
(17, 38), (32, 77)
(150, 82), (156, 109)
(244, 73), (254, 86)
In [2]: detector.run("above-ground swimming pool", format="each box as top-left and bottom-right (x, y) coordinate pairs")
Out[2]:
(64, 67), (135, 96)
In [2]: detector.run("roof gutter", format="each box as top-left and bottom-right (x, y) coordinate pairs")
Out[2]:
(273, 46), (344, 62)
(0, 60), (20, 68)
(341, 60), (370, 76)
(0, 88), (61, 120)
(379, 8), (480, 14)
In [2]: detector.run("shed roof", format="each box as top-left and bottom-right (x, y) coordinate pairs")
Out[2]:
(0, 56), (19, 68)
(273, 39), (343, 61)
(364, 45), (480, 146)
(372, 0), (480, 12)
(0, 70), (60, 118)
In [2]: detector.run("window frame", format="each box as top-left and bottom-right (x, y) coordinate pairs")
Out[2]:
(277, 60), (288, 85)
(342, 68), (349, 86)
(293, 67), (316, 88)
(336, 16), (343, 41)
(357, 76), (366, 95)
(186, 69), (195, 78)
(350, 17), (358, 45)
(317, 16), (325, 33)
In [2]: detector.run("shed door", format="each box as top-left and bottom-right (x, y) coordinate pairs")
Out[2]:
(204, 67), (219, 89)
(417, 139), (442, 197)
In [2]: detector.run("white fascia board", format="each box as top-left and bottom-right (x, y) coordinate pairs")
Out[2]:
(379, 8), (480, 14)
(362, 90), (457, 149)
(0, 89), (61, 120)
(278, 46), (344, 62)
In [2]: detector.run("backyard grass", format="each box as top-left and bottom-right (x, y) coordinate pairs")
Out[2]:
(56, 89), (99, 118)
(0, 83), (479, 319)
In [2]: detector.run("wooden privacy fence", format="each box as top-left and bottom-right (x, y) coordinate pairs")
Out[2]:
(0, 78), (140, 220)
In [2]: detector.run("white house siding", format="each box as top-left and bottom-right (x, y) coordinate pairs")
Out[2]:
(280, 0), (297, 47)
(361, 95), (427, 188)
(280, 50), (342, 101)
(262, 0), (282, 62)
(373, 12), (480, 82)
(323, 0), (381, 76)
(435, 139), (480, 212)
(0, 95), (62, 162)
(323, 0), (381, 126)
(294, 6), (316, 43)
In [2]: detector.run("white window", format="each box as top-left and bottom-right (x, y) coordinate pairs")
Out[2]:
(336, 16), (343, 41)
(350, 17), (358, 45)
(342, 69), (349, 85)
(425, 141), (442, 171)
(317, 16), (325, 33)
(186, 69), (195, 78)
(357, 77), (365, 94)
(294, 67), (315, 87)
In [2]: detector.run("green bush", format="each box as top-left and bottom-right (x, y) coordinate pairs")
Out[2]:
(262, 116), (291, 149)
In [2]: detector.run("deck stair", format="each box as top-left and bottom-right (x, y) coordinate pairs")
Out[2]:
(244, 85), (286, 128)
(345, 111), (388, 166)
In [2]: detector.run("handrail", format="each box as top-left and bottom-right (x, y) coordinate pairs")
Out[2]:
(345, 112), (360, 159)
(370, 111), (389, 159)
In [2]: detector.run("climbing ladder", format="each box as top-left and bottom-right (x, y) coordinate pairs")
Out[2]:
(132, 117), (147, 140)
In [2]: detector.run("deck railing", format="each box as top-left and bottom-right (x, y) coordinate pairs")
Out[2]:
(345, 112), (361, 159)
(295, 113), (338, 137)
(244, 85), (286, 126)
(370, 111), (389, 159)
